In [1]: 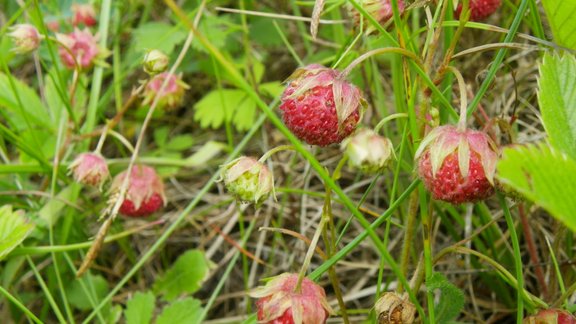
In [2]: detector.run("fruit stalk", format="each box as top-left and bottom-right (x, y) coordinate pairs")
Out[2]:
(340, 47), (422, 78)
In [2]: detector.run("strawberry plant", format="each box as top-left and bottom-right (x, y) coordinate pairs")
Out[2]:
(0, 0), (576, 323)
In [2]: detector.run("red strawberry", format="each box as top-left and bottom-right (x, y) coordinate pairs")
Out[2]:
(250, 273), (334, 324)
(523, 309), (576, 324)
(415, 125), (498, 204)
(111, 165), (166, 217)
(279, 64), (364, 146)
(455, 0), (501, 21)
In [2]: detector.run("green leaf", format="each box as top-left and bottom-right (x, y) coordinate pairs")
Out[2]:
(165, 135), (194, 152)
(193, 89), (257, 132)
(154, 127), (170, 147)
(184, 141), (226, 167)
(0, 205), (34, 261)
(66, 274), (109, 311)
(259, 81), (284, 98)
(125, 291), (155, 324)
(132, 22), (187, 55)
(427, 272), (465, 324)
(541, 0), (576, 50)
(153, 250), (212, 301)
(191, 15), (235, 53)
(0, 73), (51, 131)
(156, 297), (203, 324)
(538, 53), (576, 159)
(38, 185), (76, 227)
(496, 144), (576, 232)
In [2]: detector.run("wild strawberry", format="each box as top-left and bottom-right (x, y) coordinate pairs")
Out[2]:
(455, 0), (501, 21)
(250, 273), (334, 324)
(142, 49), (169, 75)
(56, 28), (107, 69)
(71, 3), (97, 27)
(142, 72), (189, 110)
(7, 24), (41, 54)
(68, 152), (109, 190)
(111, 165), (166, 217)
(375, 292), (416, 324)
(279, 64), (364, 146)
(220, 156), (273, 206)
(415, 125), (498, 204)
(523, 309), (576, 324)
(349, 0), (405, 27)
(342, 128), (394, 174)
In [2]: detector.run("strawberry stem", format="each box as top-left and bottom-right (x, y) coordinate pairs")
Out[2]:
(295, 213), (328, 293)
(374, 113), (408, 134)
(258, 145), (296, 163)
(446, 66), (468, 131)
(340, 48), (422, 79)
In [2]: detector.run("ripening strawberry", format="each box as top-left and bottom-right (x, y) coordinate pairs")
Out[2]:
(415, 125), (498, 204)
(523, 309), (576, 324)
(279, 64), (365, 146)
(71, 3), (97, 27)
(111, 165), (166, 217)
(455, 0), (501, 21)
(349, 0), (405, 27)
(69, 152), (109, 190)
(7, 24), (41, 54)
(250, 273), (334, 324)
(56, 28), (107, 69)
(142, 72), (189, 110)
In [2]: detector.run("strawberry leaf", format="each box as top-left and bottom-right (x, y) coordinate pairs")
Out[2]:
(125, 291), (155, 324)
(541, 0), (576, 50)
(132, 22), (187, 56)
(153, 249), (213, 301)
(193, 89), (257, 132)
(427, 272), (465, 324)
(156, 297), (203, 324)
(0, 205), (34, 261)
(538, 53), (576, 159)
(496, 144), (576, 232)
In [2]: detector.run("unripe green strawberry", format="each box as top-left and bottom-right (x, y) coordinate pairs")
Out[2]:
(279, 64), (365, 146)
(220, 156), (273, 206)
(250, 273), (334, 324)
(415, 125), (498, 204)
(142, 49), (169, 75)
(342, 128), (394, 174)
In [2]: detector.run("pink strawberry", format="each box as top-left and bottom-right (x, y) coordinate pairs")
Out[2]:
(523, 309), (576, 324)
(111, 165), (166, 217)
(455, 0), (501, 21)
(279, 64), (364, 146)
(142, 72), (189, 110)
(250, 273), (334, 324)
(68, 152), (109, 190)
(56, 28), (106, 69)
(349, 0), (406, 26)
(415, 125), (498, 204)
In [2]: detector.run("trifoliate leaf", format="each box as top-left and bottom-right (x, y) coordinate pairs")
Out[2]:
(125, 291), (155, 324)
(0, 205), (34, 260)
(156, 298), (203, 324)
(496, 144), (576, 232)
(191, 15), (235, 53)
(193, 89), (257, 132)
(538, 53), (576, 159)
(153, 250), (212, 301)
